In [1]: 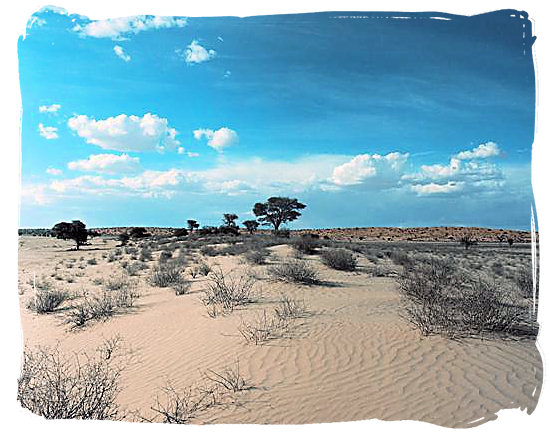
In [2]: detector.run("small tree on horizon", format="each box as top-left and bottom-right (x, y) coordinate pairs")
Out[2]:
(222, 213), (239, 228)
(187, 219), (200, 233)
(51, 220), (88, 250)
(253, 197), (306, 231)
(243, 220), (260, 234)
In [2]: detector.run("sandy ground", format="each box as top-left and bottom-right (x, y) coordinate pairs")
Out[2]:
(17, 235), (542, 427)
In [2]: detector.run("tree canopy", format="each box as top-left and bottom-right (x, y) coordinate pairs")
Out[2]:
(51, 220), (88, 250)
(253, 197), (306, 231)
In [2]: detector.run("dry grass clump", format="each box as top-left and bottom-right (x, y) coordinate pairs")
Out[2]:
(268, 259), (319, 285)
(399, 257), (535, 338)
(27, 288), (69, 314)
(238, 309), (290, 345)
(390, 250), (414, 268)
(17, 338), (124, 419)
(321, 248), (357, 271)
(274, 295), (309, 320)
(516, 265), (536, 298)
(240, 296), (308, 345)
(202, 268), (257, 316)
(65, 287), (139, 328)
(150, 265), (184, 287)
(124, 261), (148, 276)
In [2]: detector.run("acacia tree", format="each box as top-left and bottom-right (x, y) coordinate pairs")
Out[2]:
(222, 213), (239, 228)
(243, 220), (260, 234)
(187, 219), (199, 233)
(51, 220), (88, 250)
(253, 197), (306, 231)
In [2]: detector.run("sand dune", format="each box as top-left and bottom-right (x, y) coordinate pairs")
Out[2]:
(17, 237), (541, 426)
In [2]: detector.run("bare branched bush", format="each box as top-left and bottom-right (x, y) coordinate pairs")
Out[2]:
(197, 260), (211, 276)
(150, 383), (220, 424)
(125, 261), (148, 276)
(17, 340), (124, 419)
(516, 265), (536, 298)
(203, 361), (248, 393)
(104, 275), (130, 291)
(202, 268), (257, 315)
(268, 259), (319, 285)
(321, 248), (357, 271)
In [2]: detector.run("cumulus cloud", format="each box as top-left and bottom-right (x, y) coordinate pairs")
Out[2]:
(67, 113), (180, 153)
(455, 141), (501, 160)
(38, 123), (58, 139)
(180, 40), (216, 64)
(403, 143), (504, 196)
(187, 151), (200, 158)
(68, 153), (140, 174)
(46, 167), (62, 176)
(74, 15), (187, 39)
(39, 104), (61, 113)
(21, 184), (51, 205)
(113, 45), (131, 62)
(330, 152), (409, 187)
(193, 127), (238, 151)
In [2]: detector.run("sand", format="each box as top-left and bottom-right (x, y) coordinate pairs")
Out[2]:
(17, 235), (542, 427)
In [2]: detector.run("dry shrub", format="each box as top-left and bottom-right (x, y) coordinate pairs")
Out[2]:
(243, 248), (271, 265)
(291, 235), (320, 255)
(150, 265), (184, 287)
(17, 338), (124, 419)
(268, 259), (319, 285)
(27, 289), (69, 314)
(202, 268), (256, 316)
(65, 287), (139, 328)
(274, 295), (308, 320)
(238, 310), (290, 345)
(321, 248), (357, 271)
(151, 362), (248, 423)
(399, 258), (536, 338)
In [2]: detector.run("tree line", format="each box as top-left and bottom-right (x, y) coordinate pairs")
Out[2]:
(48, 196), (307, 249)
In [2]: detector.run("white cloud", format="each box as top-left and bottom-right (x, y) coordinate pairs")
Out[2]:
(46, 167), (62, 176)
(38, 123), (58, 139)
(27, 16), (46, 29)
(187, 152), (200, 158)
(403, 144), (505, 196)
(74, 15), (187, 39)
(193, 127), (238, 151)
(177, 147), (185, 154)
(113, 45), (131, 62)
(455, 141), (501, 160)
(330, 152), (409, 187)
(411, 182), (464, 195)
(180, 40), (216, 64)
(68, 153), (140, 174)
(67, 113), (180, 153)
(39, 104), (61, 113)
(20, 184), (51, 205)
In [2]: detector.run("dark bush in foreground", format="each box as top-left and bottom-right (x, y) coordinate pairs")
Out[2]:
(268, 259), (319, 285)
(321, 248), (357, 271)
(399, 258), (536, 338)
(18, 340), (123, 419)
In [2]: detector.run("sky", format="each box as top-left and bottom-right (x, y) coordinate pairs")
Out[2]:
(18, 7), (536, 229)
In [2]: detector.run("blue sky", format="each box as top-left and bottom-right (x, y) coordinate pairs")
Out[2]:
(18, 7), (536, 229)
